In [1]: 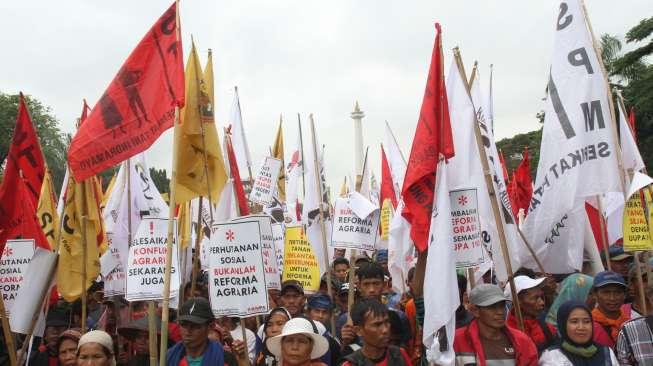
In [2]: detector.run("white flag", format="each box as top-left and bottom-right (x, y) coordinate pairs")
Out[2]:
(617, 95), (644, 172)
(285, 125), (304, 224)
(522, 0), (622, 273)
(388, 199), (414, 293)
(424, 160), (458, 366)
(384, 122), (407, 201)
(227, 87), (253, 178)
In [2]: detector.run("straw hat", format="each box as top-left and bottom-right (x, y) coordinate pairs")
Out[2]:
(265, 318), (329, 360)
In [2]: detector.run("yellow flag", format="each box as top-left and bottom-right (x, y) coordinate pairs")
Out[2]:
(623, 191), (653, 252)
(37, 169), (59, 250)
(272, 118), (285, 201)
(100, 170), (118, 210)
(173, 42), (227, 204)
(177, 201), (192, 250)
(56, 173), (103, 302)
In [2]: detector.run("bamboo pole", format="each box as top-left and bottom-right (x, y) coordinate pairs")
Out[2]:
(237, 319), (249, 366)
(0, 291), (17, 366)
(308, 114), (336, 333)
(633, 253), (648, 315)
(467, 268), (476, 290)
(454, 47), (524, 331)
(190, 197), (204, 295)
(148, 302), (158, 366)
(516, 227), (546, 273)
(80, 180), (89, 333)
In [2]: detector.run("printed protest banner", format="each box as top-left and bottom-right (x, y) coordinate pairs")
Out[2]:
(0, 239), (35, 315)
(331, 197), (379, 251)
(623, 193), (652, 252)
(103, 233), (127, 297)
(207, 220), (269, 317)
(126, 217), (180, 302)
(249, 157), (283, 205)
(450, 188), (485, 268)
(282, 226), (321, 293)
(380, 199), (392, 241)
(271, 223), (285, 274)
(232, 215), (280, 290)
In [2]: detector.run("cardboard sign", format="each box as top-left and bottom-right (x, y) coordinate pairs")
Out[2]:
(126, 218), (180, 302)
(0, 239), (35, 315)
(282, 226), (321, 293)
(623, 192), (653, 252)
(249, 157), (283, 205)
(331, 197), (379, 251)
(232, 215), (281, 290)
(207, 221), (269, 317)
(271, 223), (285, 273)
(450, 188), (485, 268)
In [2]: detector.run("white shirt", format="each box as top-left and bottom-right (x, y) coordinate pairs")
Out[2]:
(231, 324), (257, 365)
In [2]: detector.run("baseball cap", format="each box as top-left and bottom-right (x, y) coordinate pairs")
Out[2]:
(504, 275), (546, 298)
(594, 271), (626, 289)
(179, 297), (213, 324)
(374, 250), (388, 264)
(469, 284), (509, 307)
(604, 245), (633, 261)
(281, 280), (304, 295)
(307, 294), (333, 310)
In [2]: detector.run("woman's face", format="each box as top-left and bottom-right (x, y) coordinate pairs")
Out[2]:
(58, 339), (78, 366)
(281, 334), (313, 366)
(566, 308), (593, 345)
(77, 342), (111, 366)
(265, 312), (288, 338)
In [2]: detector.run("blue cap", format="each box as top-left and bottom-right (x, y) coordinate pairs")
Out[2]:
(593, 271), (626, 289)
(375, 249), (388, 263)
(306, 293), (333, 310)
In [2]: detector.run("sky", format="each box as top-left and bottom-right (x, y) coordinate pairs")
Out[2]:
(1, 0), (650, 194)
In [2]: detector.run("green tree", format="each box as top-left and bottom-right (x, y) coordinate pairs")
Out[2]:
(0, 92), (68, 193)
(149, 167), (170, 195)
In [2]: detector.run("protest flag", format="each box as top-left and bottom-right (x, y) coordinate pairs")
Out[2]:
(511, 148), (533, 218)
(285, 115), (304, 224)
(401, 23), (454, 252)
(383, 121), (407, 203)
(272, 117), (286, 201)
(521, 0), (624, 274)
(628, 107), (637, 141)
(227, 87), (254, 182)
(173, 42), (227, 205)
(37, 169), (60, 250)
(380, 145), (397, 209)
(616, 91), (645, 173)
(225, 132), (250, 216)
(499, 150), (509, 184)
(68, 3), (184, 181)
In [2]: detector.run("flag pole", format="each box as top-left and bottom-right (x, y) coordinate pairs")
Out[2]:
(0, 287), (17, 366)
(80, 180), (89, 333)
(454, 47), (525, 331)
(308, 114), (336, 333)
(515, 228), (546, 273)
(197, 48), (214, 224)
(190, 197), (204, 295)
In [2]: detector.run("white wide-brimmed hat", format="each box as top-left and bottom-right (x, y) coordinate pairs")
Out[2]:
(265, 318), (329, 360)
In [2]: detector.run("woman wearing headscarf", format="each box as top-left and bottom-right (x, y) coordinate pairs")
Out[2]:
(256, 307), (291, 366)
(539, 301), (618, 365)
(545, 274), (594, 326)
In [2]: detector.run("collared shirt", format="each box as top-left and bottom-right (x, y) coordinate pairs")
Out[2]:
(616, 316), (653, 365)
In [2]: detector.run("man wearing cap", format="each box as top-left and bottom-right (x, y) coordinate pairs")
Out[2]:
(592, 271), (630, 347)
(118, 314), (160, 365)
(454, 284), (537, 366)
(278, 280), (307, 318)
(603, 245), (633, 280)
(306, 294), (342, 365)
(504, 275), (558, 354)
(166, 297), (239, 366)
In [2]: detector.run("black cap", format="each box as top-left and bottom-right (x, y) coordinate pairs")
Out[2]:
(179, 297), (213, 324)
(118, 315), (161, 339)
(281, 280), (304, 295)
(46, 308), (70, 327)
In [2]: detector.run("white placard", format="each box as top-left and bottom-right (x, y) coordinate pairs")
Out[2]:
(207, 221), (269, 317)
(232, 215), (281, 290)
(0, 239), (35, 315)
(249, 157), (283, 205)
(450, 188), (485, 268)
(125, 218), (179, 302)
(331, 197), (380, 251)
(103, 233), (127, 297)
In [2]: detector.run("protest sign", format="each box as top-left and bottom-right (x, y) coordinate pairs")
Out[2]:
(207, 221), (269, 317)
(126, 217), (180, 302)
(102, 233), (127, 297)
(249, 157), (283, 205)
(450, 188), (485, 268)
(623, 193), (653, 252)
(331, 197), (379, 251)
(282, 226), (321, 293)
(271, 223), (285, 273)
(10, 247), (57, 334)
(380, 199), (392, 241)
(232, 215), (281, 290)
(0, 239), (35, 315)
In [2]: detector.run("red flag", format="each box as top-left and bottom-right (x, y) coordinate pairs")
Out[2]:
(380, 145), (397, 209)
(68, 2), (184, 181)
(401, 23), (454, 252)
(0, 93), (46, 204)
(499, 149), (509, 183)
(585, 202), (607, 250)
(628, 107), (637, 142)
(226, 135), (250, 216)
(511, 148), (533, 218)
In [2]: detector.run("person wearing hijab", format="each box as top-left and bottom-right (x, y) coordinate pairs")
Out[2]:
(539, 301), (618, 365)
(257, 307), (292, 366)
(76, 330), (116, 366)
(545, 274), (594, 326)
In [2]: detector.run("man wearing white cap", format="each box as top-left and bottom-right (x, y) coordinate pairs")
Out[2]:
(504, 276), (558, 354)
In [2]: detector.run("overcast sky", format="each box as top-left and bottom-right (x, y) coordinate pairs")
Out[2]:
(1, 1), (650, 193)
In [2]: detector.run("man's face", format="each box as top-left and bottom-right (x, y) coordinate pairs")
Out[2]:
(359, 277), (384, 300)
(334, 264), (349, 282)
(595, 285), (626, 314)
(611, 258), (632, 278)
(45, 325), (67, 351)
(518, 287), (545, 318)
(180, 321), (209, 350)
(356, 311), (390, 349)
(471, 301), (506, 331)
(132, 330), (149, 355)
(279, 289), (306, 317)
(307, 307), (331, 326)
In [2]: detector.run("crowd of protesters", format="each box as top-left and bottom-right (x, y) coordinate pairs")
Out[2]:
(3, 244), (653, 366)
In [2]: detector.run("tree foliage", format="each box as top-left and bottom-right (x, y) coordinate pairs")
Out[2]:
(149, 167), (170, 195)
